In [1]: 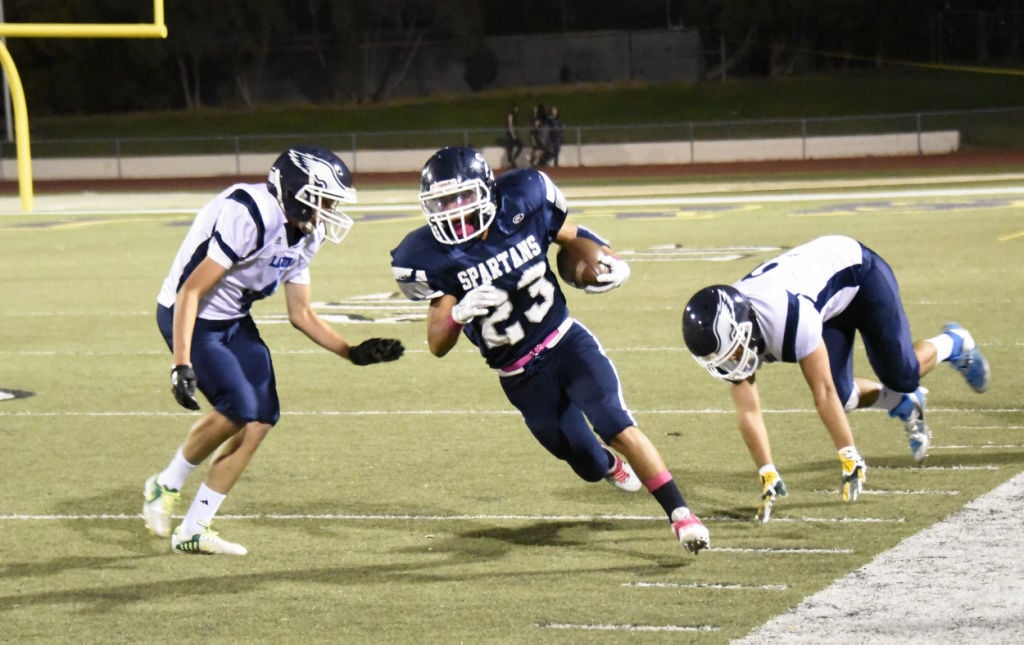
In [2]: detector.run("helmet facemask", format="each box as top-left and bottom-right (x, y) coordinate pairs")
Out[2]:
(293, 183), (356, 244)
(692, 314), (762, 382)
(419, 177), (496, 245)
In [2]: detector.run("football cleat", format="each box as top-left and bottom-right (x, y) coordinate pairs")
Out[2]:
(889, 387), (931, 462)
(905, 418), (932, 463)
(603, 449), (642, 492)
(839, 447), (866, 502)
(142, 474), (180, 538)
(171, 522), (248, 556)
(671, 507), (710, 554)
(943, 322), (990, 393)
(755, 470), (788, 524)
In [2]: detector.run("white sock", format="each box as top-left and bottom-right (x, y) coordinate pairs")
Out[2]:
(158, 447), (197, 491)
(871, 386), (907, 412)
(670, 507), (691, 522)
(927, 333), (956, 363)
(181, 483), (227, 535)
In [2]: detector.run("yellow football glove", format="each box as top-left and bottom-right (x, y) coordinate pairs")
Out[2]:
(755, 469), (788, 523)
(839, 447), (867, 502)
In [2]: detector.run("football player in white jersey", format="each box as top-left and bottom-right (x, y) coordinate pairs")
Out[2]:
(681, 235), (989, 523)
(143, 146), (405, 555)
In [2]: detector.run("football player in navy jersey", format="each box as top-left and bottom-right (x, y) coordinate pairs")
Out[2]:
(391, 146), (709, 554)
(143, 146), (404, 555)
(681, 235), (990, 523)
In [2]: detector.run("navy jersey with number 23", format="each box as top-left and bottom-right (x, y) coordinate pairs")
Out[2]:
(390, 168), (570, 370)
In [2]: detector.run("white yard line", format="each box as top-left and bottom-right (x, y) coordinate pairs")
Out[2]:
(2, 176), (1023, 216)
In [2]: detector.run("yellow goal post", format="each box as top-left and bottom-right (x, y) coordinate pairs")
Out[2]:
(0, 0), (167, 211)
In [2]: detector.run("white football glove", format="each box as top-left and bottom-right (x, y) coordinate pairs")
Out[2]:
(451, 284), (508, 325)
(584, 255), (631, 294)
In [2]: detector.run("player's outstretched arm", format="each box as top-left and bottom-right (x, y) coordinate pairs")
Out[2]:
(729, 377), (776, 470)
(284, 281), (403, 365)
(799, 342), (856, 450)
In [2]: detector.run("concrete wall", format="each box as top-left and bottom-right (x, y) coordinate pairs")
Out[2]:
(563, 131), (960, 167)
(4, 131), (959, 181)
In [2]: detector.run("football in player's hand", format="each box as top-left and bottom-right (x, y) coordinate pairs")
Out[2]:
(556, 237), (608, 288)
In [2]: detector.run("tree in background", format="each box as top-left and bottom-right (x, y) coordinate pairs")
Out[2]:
(3, 0), (1021, 115)
(7, 0), (174, 114)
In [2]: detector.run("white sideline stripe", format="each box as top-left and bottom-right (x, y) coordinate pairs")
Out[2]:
(625, 581), (789, 591)
(2, 407), (1021, 418)
(570, 184), (1024, 208)
(537, 622), (718, 633)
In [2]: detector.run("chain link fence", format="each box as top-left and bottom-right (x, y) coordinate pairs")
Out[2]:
(4, 106), (1021, 179)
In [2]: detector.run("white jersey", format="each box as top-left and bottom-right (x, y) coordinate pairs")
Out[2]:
(157, 183), (324, 320)
(733, 235), (864, 363)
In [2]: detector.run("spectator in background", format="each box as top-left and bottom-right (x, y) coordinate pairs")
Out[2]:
(546, 106), (564, 167)
(503, 104), (523, 168)
(529, 103), (550, 168)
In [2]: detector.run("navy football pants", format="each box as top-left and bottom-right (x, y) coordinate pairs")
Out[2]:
(823, 244), (921, 405)
(499, 322), (636, 483)
(157, 305), (280, 425)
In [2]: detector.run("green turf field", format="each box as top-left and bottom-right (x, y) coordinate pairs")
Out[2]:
(1, 171), (1022, 643)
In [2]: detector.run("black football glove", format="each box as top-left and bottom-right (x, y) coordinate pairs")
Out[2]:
(170, 364), (200, 410)
(348, 338), (405, 366)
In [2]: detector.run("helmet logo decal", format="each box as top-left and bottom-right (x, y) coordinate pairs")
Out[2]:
(269, 146), (356, 244)
(288, 149), (344, 190)
(682, 285), (761, 383)
(713, 291), (739, 351)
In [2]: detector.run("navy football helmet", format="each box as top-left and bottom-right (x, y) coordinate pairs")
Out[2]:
(268, 145), (357, 243)
(682, 285), (765, 382)
(418, 146), (497, 244)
